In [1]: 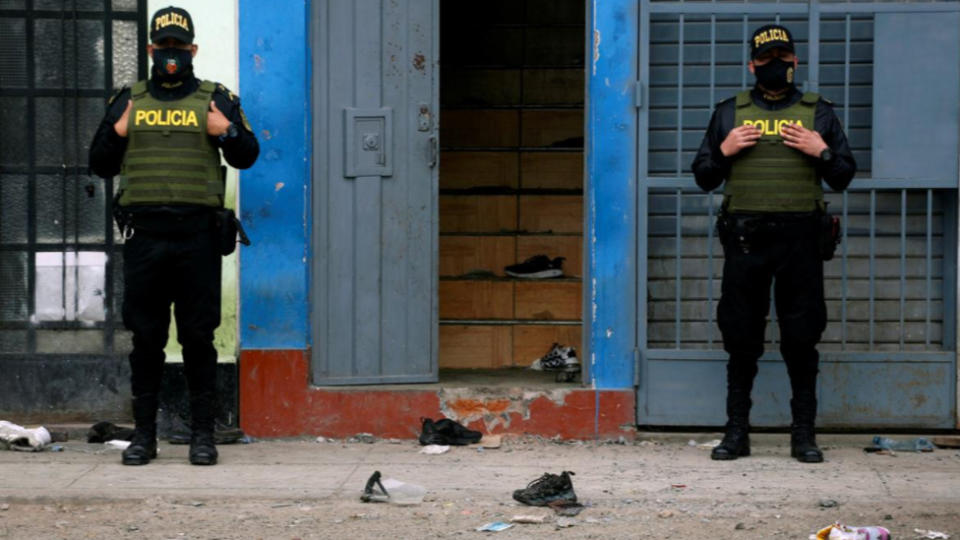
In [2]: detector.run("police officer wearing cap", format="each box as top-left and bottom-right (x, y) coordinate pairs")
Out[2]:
(89, 6), (258, 466)
(691, 25), (856, 463)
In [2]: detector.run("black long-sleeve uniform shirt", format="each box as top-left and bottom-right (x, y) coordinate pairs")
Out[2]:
(691, 85), (856, 196)
(88, 73), (259, 221)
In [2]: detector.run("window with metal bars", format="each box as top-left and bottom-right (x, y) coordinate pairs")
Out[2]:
(0, 0), (146, 356)
(642, 9), (954, 353)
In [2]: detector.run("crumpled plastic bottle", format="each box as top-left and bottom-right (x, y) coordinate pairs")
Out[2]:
(810, 522), (891, 540)
(871, 436), (935, 452)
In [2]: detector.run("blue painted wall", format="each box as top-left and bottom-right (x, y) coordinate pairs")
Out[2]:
(238, 0), (311, 350)
(586, 0), (638, 389)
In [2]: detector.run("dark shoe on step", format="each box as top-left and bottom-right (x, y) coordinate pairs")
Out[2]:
(189, 432), (218, 466)
(418, 417), (482, 446)
(121, 430), (157, 466)
(791, 426), (824, 463)
(711, 426), (750, 461)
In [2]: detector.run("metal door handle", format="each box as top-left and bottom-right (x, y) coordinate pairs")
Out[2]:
(428, 136), (438, 168)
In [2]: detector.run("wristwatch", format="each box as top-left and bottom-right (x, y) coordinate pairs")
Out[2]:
(219, 123), (239, 142)
(819, 147), (833, 163)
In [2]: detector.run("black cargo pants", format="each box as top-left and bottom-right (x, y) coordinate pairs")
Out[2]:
(716, 212), (826, 425)
(122, 222), (221, 432)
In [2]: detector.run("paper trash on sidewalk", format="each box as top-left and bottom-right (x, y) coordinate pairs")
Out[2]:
(105, 440), (131, 450)
(419, 444), (450, 455)
(481, 434), (502, 449)
(914, 530), (951, 540)
(0, 421), (52, 452)
(810, 522), (890, 540)
(476, 521), (513, 532)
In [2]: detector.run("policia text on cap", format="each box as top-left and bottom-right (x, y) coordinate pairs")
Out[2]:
(691, 24), (856, 463)
(88, 6), (260, 467)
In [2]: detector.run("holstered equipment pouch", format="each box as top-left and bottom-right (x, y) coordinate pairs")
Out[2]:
(216, 208), (251, 256)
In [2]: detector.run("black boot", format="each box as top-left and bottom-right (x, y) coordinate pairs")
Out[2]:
(189, 431), (218, 466)
(122, 394), (158, 466)
(711, 423), (751, 460)
(790, 396), (823, 463)
(790, 425), (823, 463)
(712, 385), (753, 461)
(188, 392), (218, 465)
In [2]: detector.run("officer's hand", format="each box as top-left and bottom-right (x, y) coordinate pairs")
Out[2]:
(780, 123), (828, 157)
(720, 125), (762, 157)
(207, 101), (232, 137)
(113, 100), (133, 138)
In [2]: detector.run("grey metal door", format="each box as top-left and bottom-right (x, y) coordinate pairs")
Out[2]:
(310, 0), (439, 384)
(636, 1), (960, 428)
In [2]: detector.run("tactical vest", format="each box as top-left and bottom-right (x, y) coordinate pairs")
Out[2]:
(119, 80), (223, 207)
(725, 90), (822, 213)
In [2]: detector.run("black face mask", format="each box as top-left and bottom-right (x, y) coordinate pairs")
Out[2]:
(754, 57), (794, 91)
(152, 47), (193, 81)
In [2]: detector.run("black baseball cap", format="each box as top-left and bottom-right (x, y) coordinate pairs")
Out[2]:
(750, 24), (794, 59)
(150, 6), (194, 44)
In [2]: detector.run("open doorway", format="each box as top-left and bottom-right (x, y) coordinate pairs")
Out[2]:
(437, 0), (586, 383)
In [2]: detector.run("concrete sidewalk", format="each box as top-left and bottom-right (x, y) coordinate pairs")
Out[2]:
(0, 434), (958, 539)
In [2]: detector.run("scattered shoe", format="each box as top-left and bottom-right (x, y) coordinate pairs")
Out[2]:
(360, 470), (390, 503)
(505, 255), (565, 279)
(513, 471), (577, 507)
(418, 417), (483, 446)
(167, 416), (245, 445)
(530, 343), (579, 371)
(87, 421), (136, 443)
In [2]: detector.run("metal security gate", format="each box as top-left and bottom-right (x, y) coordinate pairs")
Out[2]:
(636, 1), (960, 428)
(0, 0), (146, 416)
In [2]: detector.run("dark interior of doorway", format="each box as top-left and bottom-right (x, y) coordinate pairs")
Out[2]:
(438, 0), (585, 381)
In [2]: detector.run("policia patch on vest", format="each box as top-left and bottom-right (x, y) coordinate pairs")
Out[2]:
(724, 91), (823, 213)
(118, 79), (224, 208)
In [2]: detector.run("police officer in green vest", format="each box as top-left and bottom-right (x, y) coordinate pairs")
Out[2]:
(692, 25), (856, 463)
(89, 6), (258, 466)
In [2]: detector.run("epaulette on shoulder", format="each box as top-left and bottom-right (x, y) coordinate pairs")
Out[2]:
(715, 95), (736, 108)
(213, 82), (239, 103)
(107, 87), (128, 105)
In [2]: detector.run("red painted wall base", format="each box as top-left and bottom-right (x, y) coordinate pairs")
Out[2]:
(239, 350), (636, 439)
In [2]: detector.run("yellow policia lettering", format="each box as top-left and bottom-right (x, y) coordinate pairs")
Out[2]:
(753, 28), (789, 48)
(155, 13), (190, 32)
(134, 109), (199, 127)
(742, 119), (804, 135)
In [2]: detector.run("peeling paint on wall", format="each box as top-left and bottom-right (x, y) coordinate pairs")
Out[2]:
(438, 387), (576, 432)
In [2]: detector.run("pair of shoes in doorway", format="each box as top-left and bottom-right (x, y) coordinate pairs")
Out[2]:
(710, 427), (824, 463)
(122, 430), (218, 466)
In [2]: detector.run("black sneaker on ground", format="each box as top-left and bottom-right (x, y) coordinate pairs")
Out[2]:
(88, 421), (136, 443)
(505, 255), (565, 279)
(512, 471), (577, 506)
(418, 417), (483, 446)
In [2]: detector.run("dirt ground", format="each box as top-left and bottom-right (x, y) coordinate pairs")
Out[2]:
(1, 435), (958, 539)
